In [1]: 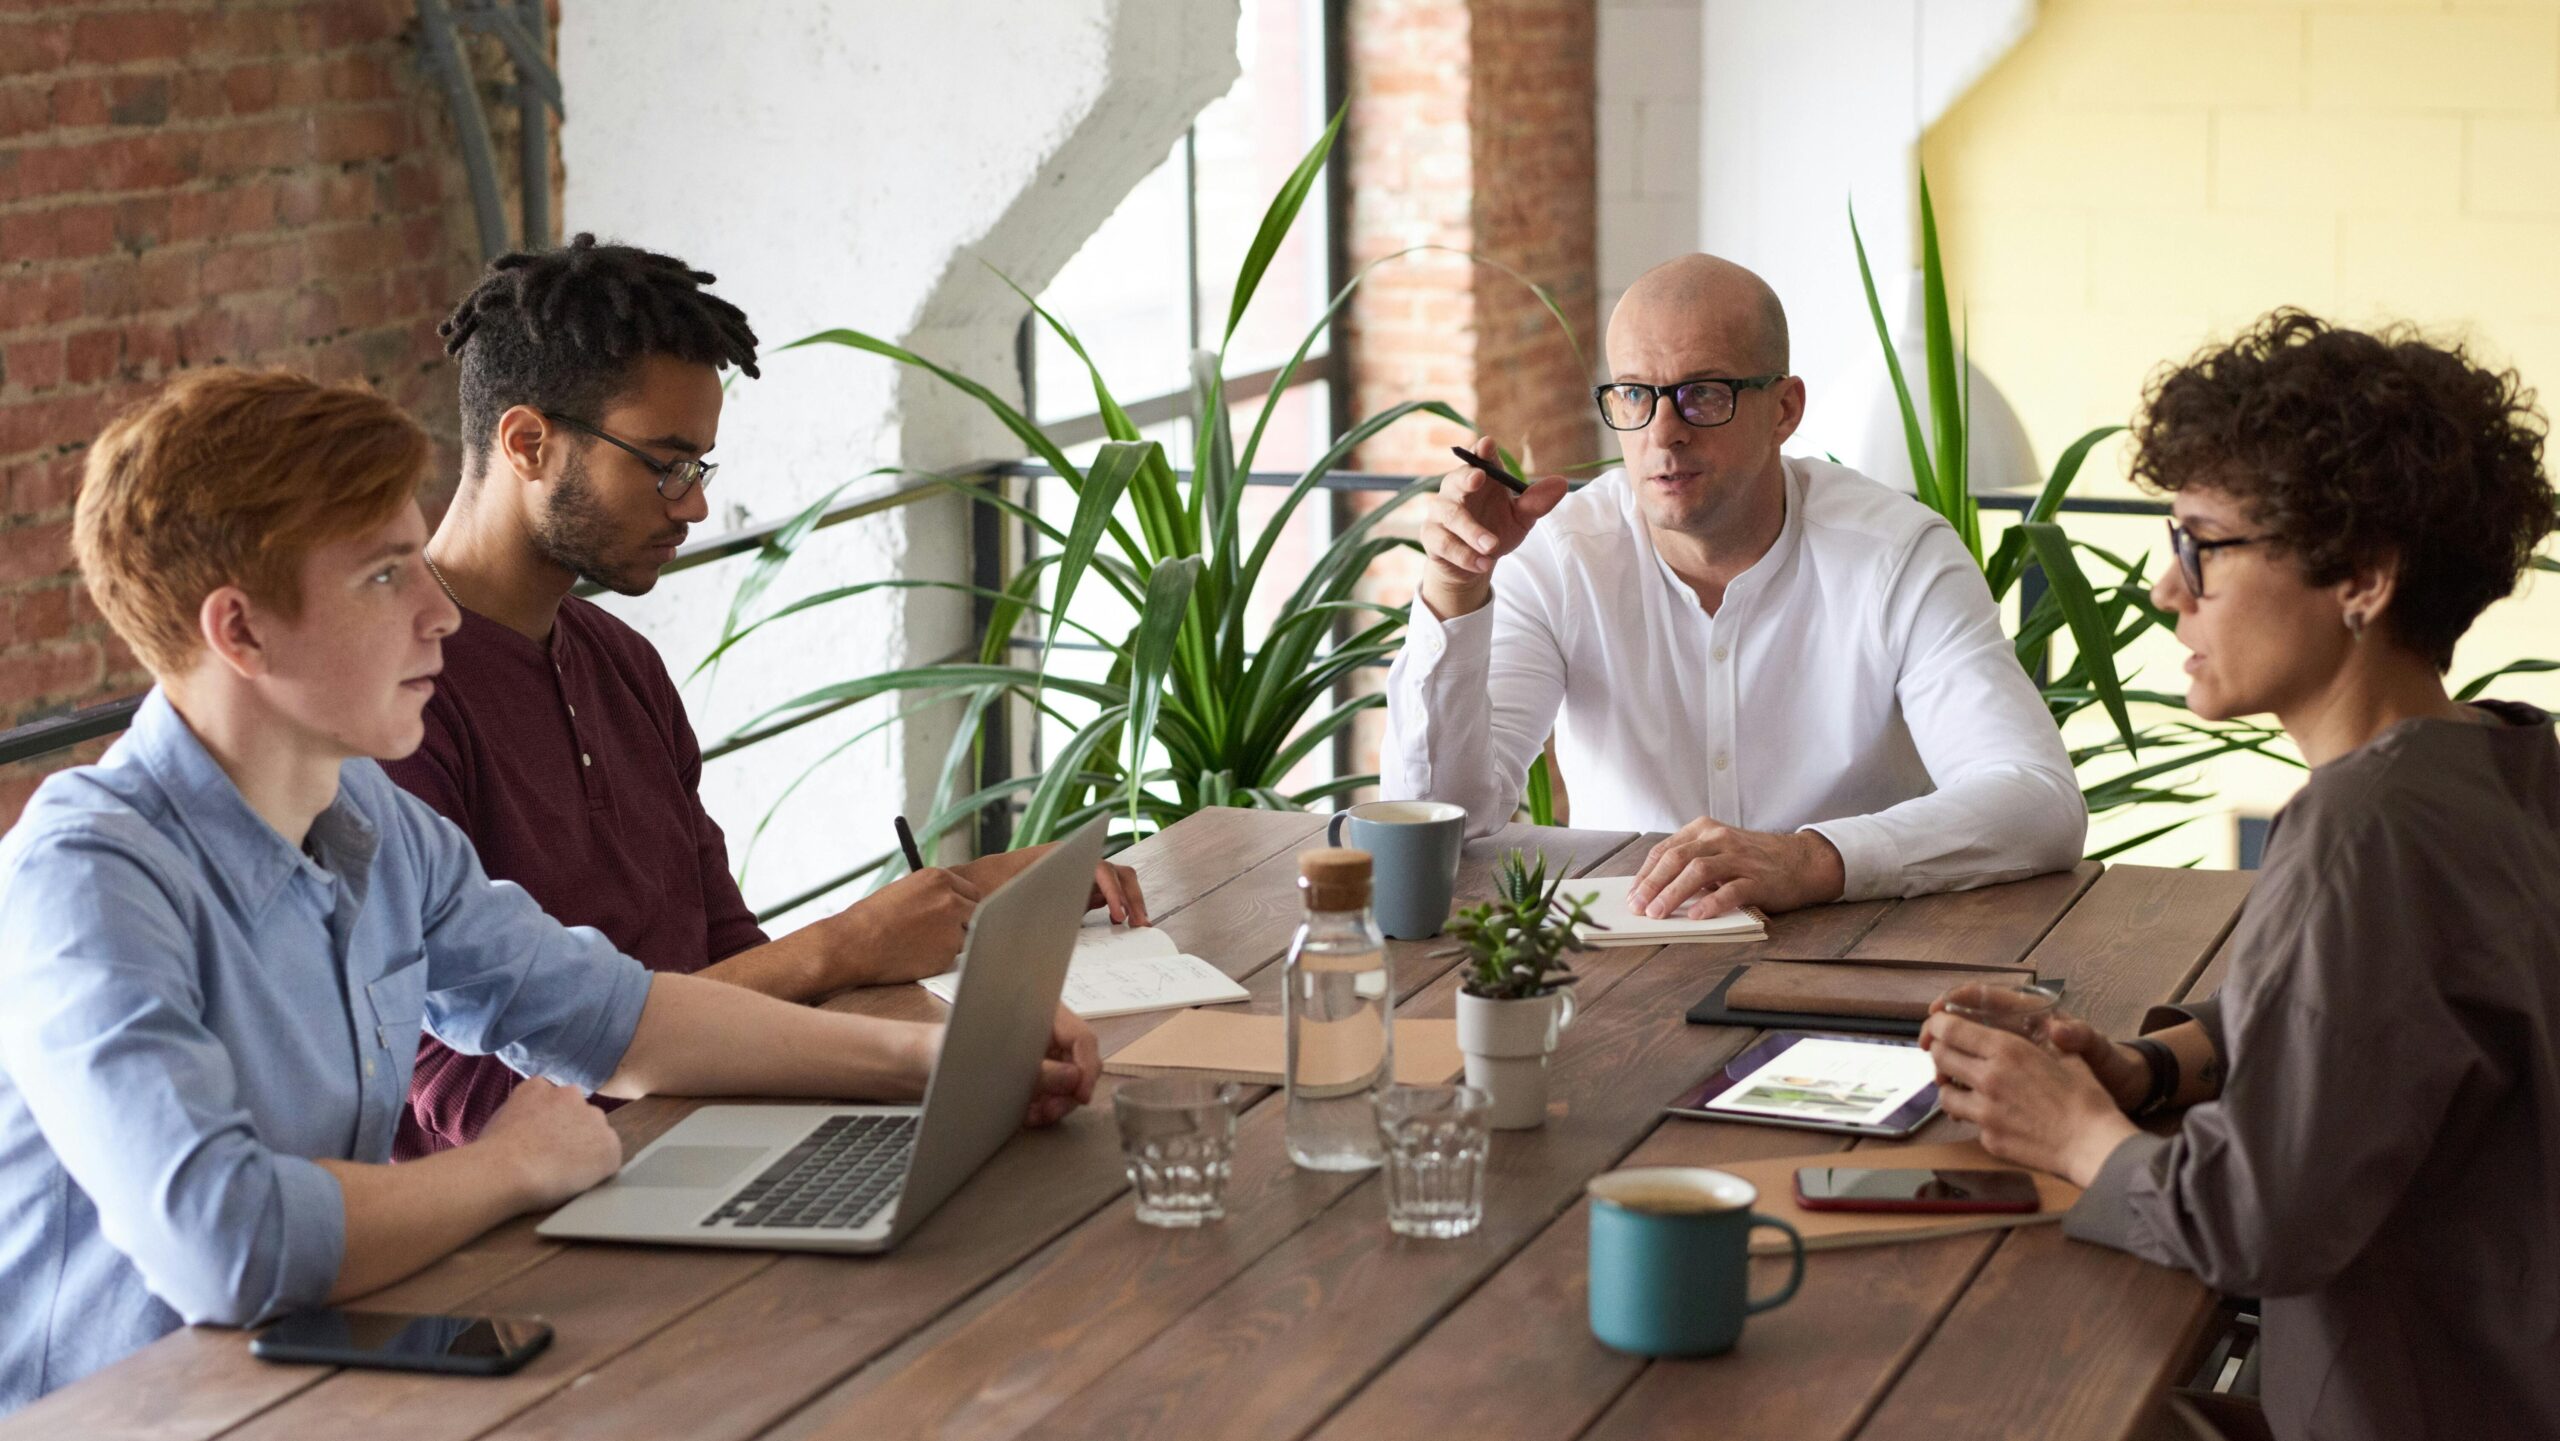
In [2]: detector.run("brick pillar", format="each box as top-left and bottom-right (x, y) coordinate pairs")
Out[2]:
(0, 2), (551, 829)
(1343, 0), (1600, 481)
(1338, 0), (1600, 798)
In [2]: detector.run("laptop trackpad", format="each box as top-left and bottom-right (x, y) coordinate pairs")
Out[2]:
(618, 1145), (769, 1189)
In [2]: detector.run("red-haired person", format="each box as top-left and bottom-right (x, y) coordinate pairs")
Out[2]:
(0, 369), (1097, 1413)
(1924, 313), (2560, 1441)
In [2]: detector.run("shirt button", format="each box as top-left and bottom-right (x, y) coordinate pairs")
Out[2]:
(1714, 752), (1730, 771)
(1712, 645), (1729, 662)
(567, 703), (576, 718)
(582, 753), (592, 767)
(364, 1058), (377, 1077)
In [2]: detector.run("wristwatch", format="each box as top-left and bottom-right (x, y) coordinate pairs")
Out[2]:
(2125, 1036), (2180, 1120)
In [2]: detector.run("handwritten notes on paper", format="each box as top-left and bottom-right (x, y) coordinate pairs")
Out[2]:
(918, 918), (1250, 1020)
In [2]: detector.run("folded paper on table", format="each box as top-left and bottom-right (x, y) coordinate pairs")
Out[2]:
(1720, 1139), (2082, 1253)
(1104, 1010), (1465, 1088)
(920, 920), (1249, 1020)
(1564, 874), (1768, 946)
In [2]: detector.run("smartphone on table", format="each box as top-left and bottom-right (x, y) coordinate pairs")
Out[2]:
(250, 1309), (553, 1375)
(1792, 1166), (2041, 1214)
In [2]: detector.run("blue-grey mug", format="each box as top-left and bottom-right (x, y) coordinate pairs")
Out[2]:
(1325, 800), (1465, 939)
(1586, 1166), (1805, 1357)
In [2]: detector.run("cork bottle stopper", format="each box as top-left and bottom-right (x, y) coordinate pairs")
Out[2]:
(1299, 847), (1372, 911)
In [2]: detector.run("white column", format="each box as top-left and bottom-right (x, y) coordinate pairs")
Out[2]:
(558, 0), (1239, 925)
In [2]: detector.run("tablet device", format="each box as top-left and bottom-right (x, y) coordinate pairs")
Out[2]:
(1664, 1030), (1942, 1138)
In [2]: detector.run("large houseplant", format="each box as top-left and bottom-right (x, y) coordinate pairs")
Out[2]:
(695, 109), (1584, 869)
(1853, 176), (2265, 855)
(1855, 173), (2560, 858)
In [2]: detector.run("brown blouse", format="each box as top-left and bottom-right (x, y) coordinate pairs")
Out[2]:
(2069, 701), (2560, 1440)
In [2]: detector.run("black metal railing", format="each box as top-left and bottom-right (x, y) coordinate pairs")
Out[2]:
(0, 462), (2169, 919)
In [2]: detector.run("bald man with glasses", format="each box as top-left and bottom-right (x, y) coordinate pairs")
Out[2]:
(1380, 254), (2085, 919)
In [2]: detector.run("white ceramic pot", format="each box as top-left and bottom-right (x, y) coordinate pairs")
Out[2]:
(1455, 987), (1578, 1130)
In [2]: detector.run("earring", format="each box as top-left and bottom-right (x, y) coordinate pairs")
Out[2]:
(2345, 611), (2366, 638)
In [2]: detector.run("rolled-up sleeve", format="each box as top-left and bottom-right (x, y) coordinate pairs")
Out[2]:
(1381, 579), (1567, 838)
(0, 831), (344, 1326)
(400, 793), (653, 1092)
(1807, 523), (2085, 899)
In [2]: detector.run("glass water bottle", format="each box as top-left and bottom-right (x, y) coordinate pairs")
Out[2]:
(1284, 848), (1394, 1171)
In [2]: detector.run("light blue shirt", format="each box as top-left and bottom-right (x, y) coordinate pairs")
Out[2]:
(0, 690), (654, 1411)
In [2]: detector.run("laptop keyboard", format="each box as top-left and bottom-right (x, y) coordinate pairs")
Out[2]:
(700, 1113), (917, 1231)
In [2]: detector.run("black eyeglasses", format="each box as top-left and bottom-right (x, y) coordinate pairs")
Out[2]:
(1592, 374), (1786, 432)
(2165, 518), (2273, 598)
(543, 412), (716, 502)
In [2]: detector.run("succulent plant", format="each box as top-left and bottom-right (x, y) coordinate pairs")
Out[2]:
(1441, 849), (1605, 1001)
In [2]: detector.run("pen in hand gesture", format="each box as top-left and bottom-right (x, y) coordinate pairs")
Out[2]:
(1419, 434), (1569, 620)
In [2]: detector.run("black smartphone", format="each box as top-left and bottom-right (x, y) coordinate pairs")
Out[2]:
(250, 1309), (554, 1376)
(1792, 1167), (2041, 1214)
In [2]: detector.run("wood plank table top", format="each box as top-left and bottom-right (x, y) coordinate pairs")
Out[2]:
(10, 808), (2255, 1441)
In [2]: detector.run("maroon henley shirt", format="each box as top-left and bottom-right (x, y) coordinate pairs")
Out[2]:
(386, 595), (767, 1157)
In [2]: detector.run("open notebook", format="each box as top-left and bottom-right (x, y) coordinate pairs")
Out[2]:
(1564, 873), (1769, 946)
(919, 917), (1248, 1020)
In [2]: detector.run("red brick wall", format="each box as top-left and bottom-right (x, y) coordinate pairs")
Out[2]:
(0, 1), (540, 828)
(1339, 0), (1599, 794)
(1344, 0), (1600, 481)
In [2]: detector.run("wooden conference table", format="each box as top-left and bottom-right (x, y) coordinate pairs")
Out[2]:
(13, 808), (2256, 1441)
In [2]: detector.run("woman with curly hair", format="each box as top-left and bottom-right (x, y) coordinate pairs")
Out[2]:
(1922, 310), (2560, 1441)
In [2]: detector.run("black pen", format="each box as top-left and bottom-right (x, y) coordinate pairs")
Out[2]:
(894, 814), (926, 873)
(1449, 444), (1530, 496)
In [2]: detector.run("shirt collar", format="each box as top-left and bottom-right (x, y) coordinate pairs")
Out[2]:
(125, 687), (381, 918)
(1633, 456), (1807, 612)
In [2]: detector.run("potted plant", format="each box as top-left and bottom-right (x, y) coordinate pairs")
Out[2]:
(696, 106), (1591, 872)
(1444, 850), (1604, 1130)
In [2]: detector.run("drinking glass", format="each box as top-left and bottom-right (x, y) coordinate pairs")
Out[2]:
(1113, 1077), (1241, 1227)
(1374, 1084), (1491, 1238)
(1937, 980), (2063, 1045)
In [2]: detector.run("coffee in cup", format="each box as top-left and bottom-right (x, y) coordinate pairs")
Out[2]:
(1586, 1166), (1804, 1357)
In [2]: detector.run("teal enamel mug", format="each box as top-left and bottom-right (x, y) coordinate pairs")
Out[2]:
(1586, 1167), (1805, 1357)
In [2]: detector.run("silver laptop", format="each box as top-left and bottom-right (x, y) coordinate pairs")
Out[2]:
(537, 818), (1107, 1254)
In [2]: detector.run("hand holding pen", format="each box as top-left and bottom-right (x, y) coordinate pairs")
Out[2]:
(1417, 434), (1571, 619)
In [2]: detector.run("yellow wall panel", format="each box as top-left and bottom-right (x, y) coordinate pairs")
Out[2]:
(1920, 0), (2560, 863)
(1927, 106), (2211, 212)
(2214, 112), (2463, 214)
(2466, 117), (2560, 216)
(2337, 215), (2560, 326)
(2088, 211), (2337, 320)
(2039, 8), (2307, 109)
(2307, 12), (2560, 112)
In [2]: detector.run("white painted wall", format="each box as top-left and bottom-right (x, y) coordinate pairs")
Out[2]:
(560, 0), (1238, 929)
(1597, 0), (2033, 470)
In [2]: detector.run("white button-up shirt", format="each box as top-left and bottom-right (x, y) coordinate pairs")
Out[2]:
(1380, 457), (2085, 901)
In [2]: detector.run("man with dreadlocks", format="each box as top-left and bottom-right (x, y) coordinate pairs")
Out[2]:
(396, 235), (1140, 1156)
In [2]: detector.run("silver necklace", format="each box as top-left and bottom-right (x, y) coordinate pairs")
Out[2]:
(424, 554), (462, 609)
